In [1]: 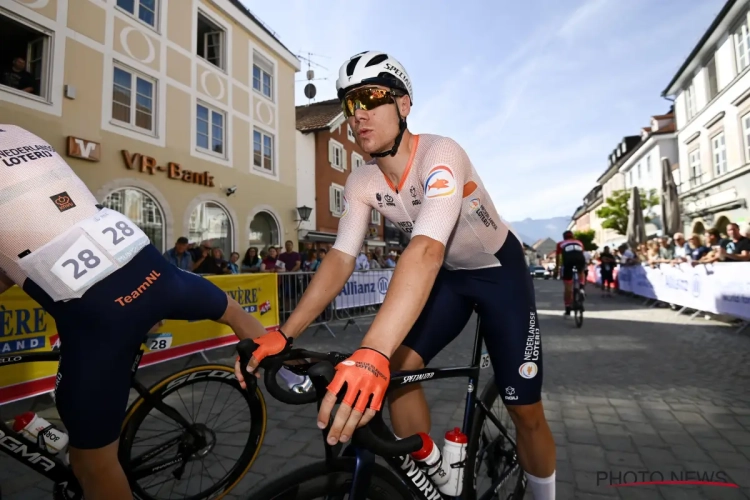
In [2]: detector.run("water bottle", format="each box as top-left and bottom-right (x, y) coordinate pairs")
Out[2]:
(439, 427), (468, 496)
(410, 432), (450, 487)
(13, 412), (69, 455)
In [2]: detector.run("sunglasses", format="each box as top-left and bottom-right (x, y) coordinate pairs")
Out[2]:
(342, 87), (404, 117)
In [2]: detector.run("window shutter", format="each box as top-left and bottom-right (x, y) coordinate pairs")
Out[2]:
(342, 150), (347, 170)
(328, 140), (334, 164)
(329, 185), (336, 213)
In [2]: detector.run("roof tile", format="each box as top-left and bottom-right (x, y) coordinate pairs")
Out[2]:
(296, 99), (343, 132)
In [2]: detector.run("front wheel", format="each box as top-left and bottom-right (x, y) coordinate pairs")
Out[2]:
(250, 458), (413, 500)
(119, 364), (266, 500)
(464, 380), (526, 500)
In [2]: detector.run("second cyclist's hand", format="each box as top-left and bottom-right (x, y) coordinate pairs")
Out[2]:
(234, 329), (290, 389)
(317, 348), (390, 445)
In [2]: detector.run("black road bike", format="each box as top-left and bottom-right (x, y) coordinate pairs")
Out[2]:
(237, 317), (527, 500)
(0, 336), (266, 500)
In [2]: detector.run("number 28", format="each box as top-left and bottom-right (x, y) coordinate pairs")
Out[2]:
(102, 221), (135, 245)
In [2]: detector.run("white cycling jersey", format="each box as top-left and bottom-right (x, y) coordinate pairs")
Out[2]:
(333, 134), (520, 270)
(0, 125), (149, 300)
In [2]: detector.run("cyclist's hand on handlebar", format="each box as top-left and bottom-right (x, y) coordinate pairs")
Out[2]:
(317, 347), (390, 445)
(234, 329), (290, 389)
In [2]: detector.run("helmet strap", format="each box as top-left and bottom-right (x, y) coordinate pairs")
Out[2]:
(370, 98), (407, 158)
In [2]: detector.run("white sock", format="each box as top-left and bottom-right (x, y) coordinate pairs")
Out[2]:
(525, 471), (555, 499)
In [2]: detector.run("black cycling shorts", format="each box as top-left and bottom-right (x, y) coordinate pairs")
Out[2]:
(560, 257), (586, 282)
(401, 232), (543, 406)
(22, 244), (229, 449)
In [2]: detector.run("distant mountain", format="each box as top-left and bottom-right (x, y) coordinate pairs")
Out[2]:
(508, 217), (571, 245)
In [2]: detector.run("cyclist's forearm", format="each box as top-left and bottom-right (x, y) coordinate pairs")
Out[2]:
(281, 249), (355, 338)
(360, 237), (443, 358)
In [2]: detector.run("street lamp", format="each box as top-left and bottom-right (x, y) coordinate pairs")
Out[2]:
(295, 205), (312, 229)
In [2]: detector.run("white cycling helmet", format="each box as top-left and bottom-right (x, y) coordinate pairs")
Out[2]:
(336, 51), (413, 104)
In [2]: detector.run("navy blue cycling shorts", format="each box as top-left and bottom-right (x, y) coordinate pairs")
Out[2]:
(401, 232), (543, 406)
(22, 244), (229, 449)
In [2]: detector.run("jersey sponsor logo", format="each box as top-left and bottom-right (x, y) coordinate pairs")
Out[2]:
(50, 192), (76, 212)
(424, 165), (456, 199)
(375, 193), (383, 208)
(396, 221), (413, 233)
(468, 197), (498, 229)
(468, 198), (480, 211)
(519, 362), (538, 379)
(462, 180), (478, 197)
(383, 193), (396, 206)
(114, 270), (161, 306)
(504, 386), (519, 401)
(524, 311), (540, 363)
(409, 185), (421, 205)
(0, 143), (55, 166)
(341, 195), (349, 218)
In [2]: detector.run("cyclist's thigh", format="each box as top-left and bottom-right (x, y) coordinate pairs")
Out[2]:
(472, 232), (542, 406)
(401, 268), (474, 365)
(164, 267), (229, 321)
(22, 245), (173, 448)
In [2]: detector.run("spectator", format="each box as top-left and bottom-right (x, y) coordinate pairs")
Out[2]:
(278, 240), (301, 272)
(163, 236), (194, 271)
(618, 243), (637, 265)
(687, 234), (710, 264)
(670, 233), (689, 263)
(227, 252), (241, 274)
(191, 241), (214, 273)
(598, 246), (616, 295)
(385, 251), (397, 268)
(261, 246), (285, 272)
(1, 57), (34, 93)
(310, 248), (326, 271)
(301, 249), (317, 272)
(656, 236), (675, 263)
(693, 229), (725, 265)
(241, 247), (262, 273)
(198, 247), (230, 274)
(368, 250), (382, 269)
(722, 222), (750, 261)
(355, 245), (370, 271)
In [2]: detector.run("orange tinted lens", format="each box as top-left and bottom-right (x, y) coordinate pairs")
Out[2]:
(343, 88), (392, 117)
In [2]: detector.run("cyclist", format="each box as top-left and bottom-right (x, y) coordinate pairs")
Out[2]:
(238, 51), (556, 499)
(0, 125), (268, 500)
(554, 230), (587, 315)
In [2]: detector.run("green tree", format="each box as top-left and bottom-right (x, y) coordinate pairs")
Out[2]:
(595, 188), (660, 236)
(573, 229), (598, 251)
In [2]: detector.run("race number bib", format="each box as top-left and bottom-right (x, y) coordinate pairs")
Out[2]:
(50, 235), (115, 291)
(78, 209), (148, 264)
(146, 333), (173, 351)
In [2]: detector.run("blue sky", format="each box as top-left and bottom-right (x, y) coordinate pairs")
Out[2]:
(243, 0), (726, 221)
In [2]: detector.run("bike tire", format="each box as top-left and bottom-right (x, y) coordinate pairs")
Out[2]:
(574, 291), (584, 328)
(464, 380), (526, 500)
(250, 458), (413, 500)
(119, 364), (266, 500)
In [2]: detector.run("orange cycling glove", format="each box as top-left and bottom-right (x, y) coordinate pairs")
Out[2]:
(242, 329), (291, 369)
(327, 347), (390, 413)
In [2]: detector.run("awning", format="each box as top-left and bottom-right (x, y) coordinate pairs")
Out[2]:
(365, 239), (386, 247)
(300, 230), (337, 243)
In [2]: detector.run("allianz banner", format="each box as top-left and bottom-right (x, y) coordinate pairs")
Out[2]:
(334, 269), (393, 310)
(617, 263), (750, 321)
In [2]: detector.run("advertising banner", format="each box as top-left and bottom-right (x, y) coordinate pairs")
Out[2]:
(334, 270), (393, 310)
(0, 273), (279, 404)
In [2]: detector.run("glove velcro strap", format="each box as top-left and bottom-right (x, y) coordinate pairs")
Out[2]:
(358, 346), (390, 361)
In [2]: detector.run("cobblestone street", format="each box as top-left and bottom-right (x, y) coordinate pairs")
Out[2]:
(1, 278), (749, 499)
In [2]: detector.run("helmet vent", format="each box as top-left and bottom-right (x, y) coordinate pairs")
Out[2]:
(346, 57), (362, 76)
(366, 54), (389, 67)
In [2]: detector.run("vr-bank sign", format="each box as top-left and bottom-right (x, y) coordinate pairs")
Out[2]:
(335, 270), (393, 310)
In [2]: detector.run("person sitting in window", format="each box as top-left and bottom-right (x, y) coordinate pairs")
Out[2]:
(1, 57), (35, 94)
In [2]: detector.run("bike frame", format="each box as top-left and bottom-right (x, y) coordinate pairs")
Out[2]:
(0, 348), (201, 489)
(331, 320), (520, 500)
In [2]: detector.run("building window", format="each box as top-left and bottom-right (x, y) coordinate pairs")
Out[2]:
(734, 14), (750, 73)
(742, 113), (750, 162)
(253, 129), (274, 174)
(116, 0), (157, 28)
(101, 187), (165, 252)
(189, 201), (232, 258)
(712, 132), (727, 177)
(252, 51), (273, 100)
(688, 149), (702, 188)
(196, 102), (225, 155)
(330, 184), (345, 216)
(685, 83), (697, 120)
(196, 12), (224, 69)
(112, 65), (156, 133)
(371, 209), (381, 225)
(706, 55), (718, 100)
(352, 152), (364, 170)
(347, 124), (355, 142)
(637, 163), (641, 180)
(0, 12), (52, 100)
(248, 211), (280, 249)
(646, 155), (651, 176)
(329, 139), (345, 171)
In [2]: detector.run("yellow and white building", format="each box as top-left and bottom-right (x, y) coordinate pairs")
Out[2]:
(0, 0), (301, 257)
